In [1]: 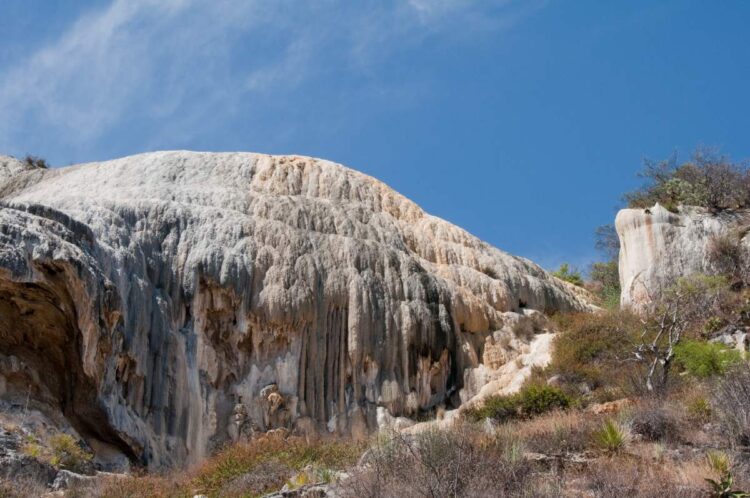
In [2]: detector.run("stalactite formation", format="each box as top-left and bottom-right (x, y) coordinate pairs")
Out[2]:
(0, 152), (588, 468)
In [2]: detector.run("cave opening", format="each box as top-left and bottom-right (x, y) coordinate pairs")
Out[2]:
(0, 277), (140, 466)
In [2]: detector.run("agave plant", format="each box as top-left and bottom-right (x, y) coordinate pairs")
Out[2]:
(593, 419), (630, 453)
(705, 473), (749, 498)
(705, 451), (749, 498)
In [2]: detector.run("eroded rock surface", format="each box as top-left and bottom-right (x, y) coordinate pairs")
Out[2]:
(616, 203), (750, 309)
(0, 151), (588, 467)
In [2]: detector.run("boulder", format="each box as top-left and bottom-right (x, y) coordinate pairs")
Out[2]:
(616, 203), (750, 309)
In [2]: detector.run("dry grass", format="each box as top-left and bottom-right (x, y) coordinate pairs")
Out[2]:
(73, 474), (182, 498)
(713, 362), (750, 448)
(332, 417), (734, 497)
(507, 409), (600, 455)
(92, 433), (364, 498)
(32, 404), (747, 498)
(627, 398), (682, 443)
(576, 456), (705, 497)
(336, 424), (537, 498)
(682, 385), (713, 424)
(192, 433), (362, 496)
(0, 478), (49, 498)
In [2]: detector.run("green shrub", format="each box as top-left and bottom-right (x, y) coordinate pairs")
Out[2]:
(593, 419), (630, 453)
(674, 340), (742, 378)
(588, 260), (621, 309)
(518, 384), (572, 416)
(547, 311), (638, 390)
(49, 434), (92, 471)
(21, 441), (43, 459)
(705, 316), (728, 334)
(552, 263), (584, 287)
(598, 284), (622, 310)
(465, 385), (571, 422)
(467, 395), (518, 422)
(686, 396), (713, 423)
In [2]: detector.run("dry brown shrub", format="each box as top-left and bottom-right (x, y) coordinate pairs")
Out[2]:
(708, 232), (745, 282)
(90, 474), (180, 498)
(337, 424), (534, 498)
(509, 409), (600, 455)
(580, 456), (704, 498)
(713, 362), (750, 448)
(628, 398), (682, 443)
(547, 310), (642, 397)
(0, 478), (49, 498)
(215, 458), (291, 497)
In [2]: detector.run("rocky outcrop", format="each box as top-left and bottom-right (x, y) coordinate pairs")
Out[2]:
(0, 151), (588, 468)
(0, 427), (57, 487)
(616, 203), (750, 309)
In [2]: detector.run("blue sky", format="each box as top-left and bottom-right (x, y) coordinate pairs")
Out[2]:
(1, 1), (749, 271)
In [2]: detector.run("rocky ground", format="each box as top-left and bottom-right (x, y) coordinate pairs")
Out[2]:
(1, 393), (740, 497)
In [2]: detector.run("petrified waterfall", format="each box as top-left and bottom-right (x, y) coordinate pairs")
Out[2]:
(616, 203), (750, 309)
(0, 152), (588, 467)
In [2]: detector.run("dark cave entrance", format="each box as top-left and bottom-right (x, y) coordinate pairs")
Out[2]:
(0, 276), (139, 465)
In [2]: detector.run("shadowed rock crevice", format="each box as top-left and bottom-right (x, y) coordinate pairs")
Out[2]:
(0, 271), (137, 465)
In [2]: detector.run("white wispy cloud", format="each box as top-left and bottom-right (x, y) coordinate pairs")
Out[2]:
(0, 0), (540, 158)
(408, 0), (475, 20)
(1, 0), (184, 141)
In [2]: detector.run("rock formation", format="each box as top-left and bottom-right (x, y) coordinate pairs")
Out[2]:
(617, 203), (750, 309)
(0, 151), (588, 468)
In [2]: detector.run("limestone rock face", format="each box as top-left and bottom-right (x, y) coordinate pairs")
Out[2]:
(616, 203), (750, 309)
(0, 151), (588, 467)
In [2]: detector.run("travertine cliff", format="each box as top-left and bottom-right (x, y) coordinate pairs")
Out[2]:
(616, 203), (750, 309)
(0, 151), (588, 468)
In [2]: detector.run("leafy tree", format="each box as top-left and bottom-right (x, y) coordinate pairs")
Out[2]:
(634, 274), (730, 393)
(624, 148), (750, 212)
(589, 224), (621, 308)
(552, 263), (584, 287)
(589, 260), (621, 309)
(590, 261), (619, 291)
(594, 224), (620, 261)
